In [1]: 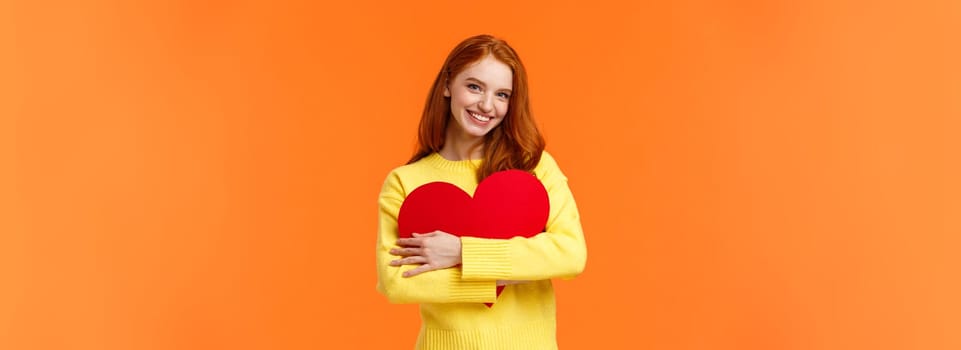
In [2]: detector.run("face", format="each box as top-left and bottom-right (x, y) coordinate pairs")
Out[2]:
(444, 55), (513, 142)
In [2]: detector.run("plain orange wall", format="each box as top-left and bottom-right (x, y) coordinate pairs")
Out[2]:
(2, 0), (960, 349)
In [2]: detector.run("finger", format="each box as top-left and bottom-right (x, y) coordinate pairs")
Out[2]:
(390, 256), (428, 266)
(412, 231), (439, 238)
(396, 238), (423, 247)
(402, 264), (435, 278)
(389, 247), (423, 257)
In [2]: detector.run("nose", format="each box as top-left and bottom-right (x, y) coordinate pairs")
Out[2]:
(478, 93), (494, 113)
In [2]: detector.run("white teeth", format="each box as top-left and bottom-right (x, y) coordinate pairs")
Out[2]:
(469, 111), (491, 122)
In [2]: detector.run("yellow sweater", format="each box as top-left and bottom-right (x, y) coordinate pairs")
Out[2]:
(375, 151), (587, 350)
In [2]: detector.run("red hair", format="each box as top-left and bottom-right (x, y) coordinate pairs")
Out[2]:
(408, 34), (546, 182)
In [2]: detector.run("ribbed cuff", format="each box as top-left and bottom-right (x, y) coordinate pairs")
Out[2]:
(447, 268), (497, 303)
(460, 237), (512, 280)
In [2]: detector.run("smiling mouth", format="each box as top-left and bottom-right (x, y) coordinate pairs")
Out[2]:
(468, 110), (492, 122)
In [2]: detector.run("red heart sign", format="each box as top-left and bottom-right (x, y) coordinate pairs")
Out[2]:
(397, 169), (550, 306)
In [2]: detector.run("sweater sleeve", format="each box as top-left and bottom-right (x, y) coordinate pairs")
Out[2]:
(459, 152), (588, 281)
(375, 171), (498, 304)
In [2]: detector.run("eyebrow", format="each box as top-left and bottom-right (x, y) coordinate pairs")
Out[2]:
(465, 77), (512, 93)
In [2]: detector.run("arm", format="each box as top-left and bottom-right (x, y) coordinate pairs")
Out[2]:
(375, 172), (497, 304)
(460, 153), (588, 281)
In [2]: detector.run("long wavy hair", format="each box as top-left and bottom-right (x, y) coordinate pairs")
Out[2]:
(408, 34), (545, 182)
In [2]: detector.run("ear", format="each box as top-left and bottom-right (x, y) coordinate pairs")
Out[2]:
(443, 85), (450, 97)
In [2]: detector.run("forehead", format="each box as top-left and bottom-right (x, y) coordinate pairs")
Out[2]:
(455, 56), (513, 90)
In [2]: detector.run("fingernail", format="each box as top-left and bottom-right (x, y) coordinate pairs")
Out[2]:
(390, 260), (398, 266)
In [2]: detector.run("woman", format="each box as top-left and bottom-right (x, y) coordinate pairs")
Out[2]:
(375, 34), (587, 349)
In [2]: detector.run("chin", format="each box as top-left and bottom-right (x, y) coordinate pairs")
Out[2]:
(457, 122), (487, 137)
(469, 125), (495, 137)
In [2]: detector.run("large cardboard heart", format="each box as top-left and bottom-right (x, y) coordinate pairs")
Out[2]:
(397, 169), (550, 306)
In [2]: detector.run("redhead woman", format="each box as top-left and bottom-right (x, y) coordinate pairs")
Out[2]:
(375, 34), (587, 349)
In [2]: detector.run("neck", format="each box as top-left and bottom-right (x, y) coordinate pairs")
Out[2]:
(440, 127), (484, 161)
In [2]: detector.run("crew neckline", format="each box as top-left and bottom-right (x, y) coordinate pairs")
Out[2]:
(422, 152), (482, 173)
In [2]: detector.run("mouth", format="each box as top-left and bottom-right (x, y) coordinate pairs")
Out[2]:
(467, 110), (493, 123)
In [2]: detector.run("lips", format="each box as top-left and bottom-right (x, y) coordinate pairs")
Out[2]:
(467, 110), (492, 123)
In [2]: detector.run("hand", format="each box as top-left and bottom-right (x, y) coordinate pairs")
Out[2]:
(390, 231), (462, 278)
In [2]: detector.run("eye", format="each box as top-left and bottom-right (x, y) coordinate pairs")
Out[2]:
(497, 92), (511, 99)
(467, 84), (481, 91)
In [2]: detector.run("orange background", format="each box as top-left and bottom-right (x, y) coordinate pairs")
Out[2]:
(2, 0), (960, 349)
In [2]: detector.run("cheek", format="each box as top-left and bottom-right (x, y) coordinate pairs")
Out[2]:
(496, 101), (509, 117)
(453, 89), (477, 106)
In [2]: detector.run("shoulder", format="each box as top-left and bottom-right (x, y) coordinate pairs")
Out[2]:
(534, 150), (568, 183)
(379, 155), (454, 198)
(384, 161), (419, 181)
(380, 161), (423, 193)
